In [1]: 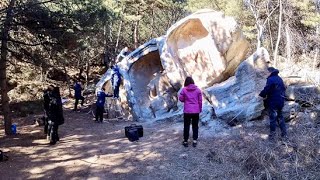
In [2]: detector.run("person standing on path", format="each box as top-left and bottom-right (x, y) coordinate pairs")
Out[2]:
(48, 86), (64, 145)
(73, 79), (84, 111)
(259, 67), (287, 141)
(95, 88), (113, 123)
(179, 76), (203, 147)
(43, 85), (54, 135)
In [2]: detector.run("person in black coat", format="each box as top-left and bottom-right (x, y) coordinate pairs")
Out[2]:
(43, 85), (54, 135)
(259, 67), (287, 140)
(48, 86), (64, 145)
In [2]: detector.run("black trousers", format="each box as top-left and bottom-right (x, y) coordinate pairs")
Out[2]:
(96, 106), (104, 122)
(113, 86), (120, 98)
(183, 113), (199, 142)
(48, 121), (59, 144)
(74, 96), (84, 110)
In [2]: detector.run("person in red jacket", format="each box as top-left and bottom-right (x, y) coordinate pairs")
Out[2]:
(179, 77), (202, 147)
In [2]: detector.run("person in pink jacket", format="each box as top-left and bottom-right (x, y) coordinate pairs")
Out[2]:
(179, 77), (202, 147)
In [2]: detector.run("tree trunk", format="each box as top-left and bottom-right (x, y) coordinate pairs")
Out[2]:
(78, 68), (83, 80)
(313, 25), (319, 73)
(273, 0), (282, 67)
(257, 24), (263, 49)
(285, 23), (291, 66)
(267, 1), (274, 52)
(85, 59), (90, 87)
(133, 20), (140, 49)
(63, 65), (72, 97)
(115, 20), (123, 54)
(150, 6), (155, 39)
(0, 0), (16, 135)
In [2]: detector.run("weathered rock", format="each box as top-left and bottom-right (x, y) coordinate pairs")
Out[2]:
(204, 48), (270, 122)
(97, 10), (250, 121)
(282, 101), (300, 121)
(161, 9), (250, 89)
(286, 85), (319, 103)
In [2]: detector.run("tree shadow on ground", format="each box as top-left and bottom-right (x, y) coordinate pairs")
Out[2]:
(1, 107), (319, 179)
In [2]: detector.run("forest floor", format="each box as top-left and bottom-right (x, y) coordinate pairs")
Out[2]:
(0, 99), (320, 180)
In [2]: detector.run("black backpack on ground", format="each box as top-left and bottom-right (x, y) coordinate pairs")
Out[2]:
(125, 124), (143, 142)
(125, 124), (143, 137)
(127, 128), (139, 142)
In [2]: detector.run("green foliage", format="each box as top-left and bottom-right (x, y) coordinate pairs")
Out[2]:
(2, 0), (320, 77)
(292, 0), (320, 28)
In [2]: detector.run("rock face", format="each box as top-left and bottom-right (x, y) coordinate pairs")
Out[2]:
(161, 9), (250, 89)
(97, 10), (250, 121)
(286, 85), (320, 102)
(204, 48), (270, 122)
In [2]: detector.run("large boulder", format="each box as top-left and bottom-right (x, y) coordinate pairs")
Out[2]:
(204, 48), (270, 122)
(97, 10), (250, 121)
(161, 9), (250, 89)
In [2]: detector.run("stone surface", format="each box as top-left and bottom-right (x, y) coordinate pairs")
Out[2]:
(286, 85), (319, 102)
(97, 10), (250, 121)
(203, 48), (270, 122)
(161, 9), (250, 89)
(282, 101), (300, 121)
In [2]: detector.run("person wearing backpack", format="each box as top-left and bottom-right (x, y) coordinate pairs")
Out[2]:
(73, 79), (84, 111)
(48, 86), (64, 145)
(259, 67), (287, 141)
(95, 88), (113, 123)
(179, 76), (202, 147)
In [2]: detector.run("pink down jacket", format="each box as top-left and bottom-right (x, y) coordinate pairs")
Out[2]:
(179, 84), (202, 113)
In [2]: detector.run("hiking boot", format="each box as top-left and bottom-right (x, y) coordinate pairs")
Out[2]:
(182, 141), (188, 147)
(192, 140), (197, 147)
(49, 141), (56, 145)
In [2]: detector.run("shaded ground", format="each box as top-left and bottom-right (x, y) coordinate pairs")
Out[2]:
(0, 103), (319, 179)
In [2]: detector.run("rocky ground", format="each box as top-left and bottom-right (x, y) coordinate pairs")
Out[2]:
(0, 100), (320, 180)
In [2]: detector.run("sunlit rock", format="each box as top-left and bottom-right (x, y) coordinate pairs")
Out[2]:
(204, 48), (269, 122)
(97, 10), (250, 121)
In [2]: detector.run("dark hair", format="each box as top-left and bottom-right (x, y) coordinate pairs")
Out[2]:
(53, 87), (61, 97)
(267, 67), (276, 73)
(102, 87), (105, 91)
(184, 76), (194, 87)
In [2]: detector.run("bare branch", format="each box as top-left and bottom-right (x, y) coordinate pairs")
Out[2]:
(262, 4), (280, 27)
(8, 38), (43, 46)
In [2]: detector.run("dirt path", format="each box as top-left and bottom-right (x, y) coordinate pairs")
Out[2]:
(0, 105), (248, 180)
(1, 105), (319, 179)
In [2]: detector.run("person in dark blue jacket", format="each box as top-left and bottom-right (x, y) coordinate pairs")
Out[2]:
(73, 80), (84, 111)
(95, 88), (113, 123)
(259, 67), (287, 140)
(111, 65), (122, 99)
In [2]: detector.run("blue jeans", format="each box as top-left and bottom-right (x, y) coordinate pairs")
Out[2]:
(268, 107), (287, 137)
